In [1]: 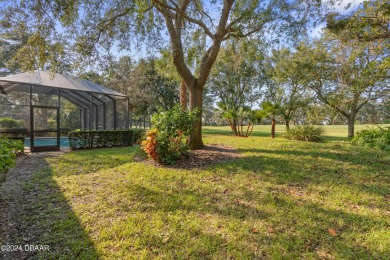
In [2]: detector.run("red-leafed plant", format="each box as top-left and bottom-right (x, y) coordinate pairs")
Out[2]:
(141, 105), (198, 165)
(142, 129), (158, 161)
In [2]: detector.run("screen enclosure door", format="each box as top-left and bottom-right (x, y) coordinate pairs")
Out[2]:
(31, 106), (60, 152)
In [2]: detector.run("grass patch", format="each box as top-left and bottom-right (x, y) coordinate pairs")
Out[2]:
(203, 124), (390, 140)
(21, 126), (390, 259)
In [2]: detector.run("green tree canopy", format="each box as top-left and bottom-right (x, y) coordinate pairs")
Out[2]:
(295, 32), (389, 137)
(326, 0), (390, 42)
(265, 48), (312, 130)
(1, 0), (344, 148)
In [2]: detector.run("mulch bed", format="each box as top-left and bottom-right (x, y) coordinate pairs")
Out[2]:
(143, 144), (241, 169)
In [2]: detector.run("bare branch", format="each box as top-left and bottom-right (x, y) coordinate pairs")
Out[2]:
(153, 0), (175, 19)
(167, 0), (180, 9)
(155, 0), (214, 38)
(193, 3), (214, 28)
(223, 18), (271, 41)
(182, 14), (214, 38)
(97, 7), (132, 33)
(226, 12), (246, 29)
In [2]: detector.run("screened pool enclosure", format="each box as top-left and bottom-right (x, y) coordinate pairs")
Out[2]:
(0, 71), (129, 152)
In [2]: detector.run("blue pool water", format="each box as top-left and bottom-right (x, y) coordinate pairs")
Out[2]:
(25, 137), (70, 148)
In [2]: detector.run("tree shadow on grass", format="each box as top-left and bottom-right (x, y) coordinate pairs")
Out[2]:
(237, 144), (389, 171)
(266, 196), (390, 258)
(120, 183), (389, 258)
(0, 154), (99, 259)
(220, 151), (389, 205)
(129, 184), (269, 221)
(116, 184), (277, 258)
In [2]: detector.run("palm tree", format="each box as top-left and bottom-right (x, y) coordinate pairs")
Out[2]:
(261, 101), (282, 138)
(217, 102), (260, 137)
(217, 101), (237, 135)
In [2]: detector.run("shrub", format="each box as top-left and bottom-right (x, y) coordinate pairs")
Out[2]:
(142, 129), (158, 161)
(133, 129), (146, 144)
(142, 105), (198, 165)
(284, 125), (325, 142)
(352, 126), (390, 151)
(6, 137), (26, 145)
(68, 130), (134, 150)
(0, 118), (24, 129)
(0, 137), (24, 182)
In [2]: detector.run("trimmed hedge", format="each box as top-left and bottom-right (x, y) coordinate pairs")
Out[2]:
(68, 130), (135, 150)
(0, 128), (29, 137)
(0, 117), (24, 129)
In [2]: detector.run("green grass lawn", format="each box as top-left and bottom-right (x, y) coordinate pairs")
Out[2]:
(203, 124), (390, 139)
(22, 125), (389, 259)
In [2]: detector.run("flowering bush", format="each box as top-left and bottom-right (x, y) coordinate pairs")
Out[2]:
(142, 105), (198, 165)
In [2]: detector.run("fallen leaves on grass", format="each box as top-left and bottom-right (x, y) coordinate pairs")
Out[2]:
(328, 228), (338, 236)
(267, 227), (275, 234)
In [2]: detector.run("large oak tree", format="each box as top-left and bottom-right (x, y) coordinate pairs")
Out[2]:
(296, 33), (388, 137)
(1, 0), (338, 148)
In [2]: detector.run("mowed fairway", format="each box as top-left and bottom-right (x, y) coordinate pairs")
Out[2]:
(204, 124), (390, 138)
(19, 125), (390, 259)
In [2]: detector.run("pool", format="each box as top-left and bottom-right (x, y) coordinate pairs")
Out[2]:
(25, 137), (70, 148)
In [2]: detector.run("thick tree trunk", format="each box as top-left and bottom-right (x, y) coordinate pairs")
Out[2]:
(271, 117), (276, 139)
(187, 85), (204, 149)
(180, 79), (187, 110)
(285, 120), (290, 131)
(348, 114), (356, 138)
